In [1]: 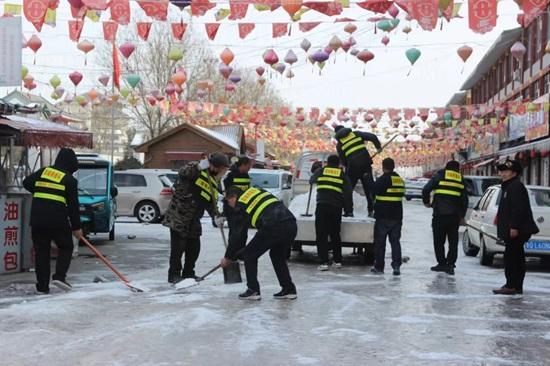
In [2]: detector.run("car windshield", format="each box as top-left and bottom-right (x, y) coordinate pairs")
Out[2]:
(479, 178), (501, 193)
(74, 167), (108, 196)
(159, 174), (177, 187)
(530, 189), (550, 207)
(250, 173), (280, 189)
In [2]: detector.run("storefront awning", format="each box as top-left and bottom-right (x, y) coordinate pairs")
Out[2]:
(499, 137), (550, 159)
(0, 115), (93, 148)
(473, 158), (494, 169)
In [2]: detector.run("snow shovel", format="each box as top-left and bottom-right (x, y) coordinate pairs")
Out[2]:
(370, 134), (398, 159)
(465, 224), (505, 246)
(301, 183), (314, 217)
(205, 168), (242, 284)
(80, 237), (148, 293)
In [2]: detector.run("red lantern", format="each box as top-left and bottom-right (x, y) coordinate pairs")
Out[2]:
(530, 149), (538, 159)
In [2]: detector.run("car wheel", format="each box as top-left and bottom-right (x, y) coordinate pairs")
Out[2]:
(479, 237), (494, 266)
(135, 201), (160, 223)
(109, 223), (115, 241)
(462, 230), (479, 257)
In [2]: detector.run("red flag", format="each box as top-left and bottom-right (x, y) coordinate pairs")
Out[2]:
(70, 5), (87, 19)
(68, 19), (84, 42)
(112, 42), (121, 90)
(103, 20), (118, 41)
(395, 0), (413, 13)
(468, 0), (497, 34)
(299, 22), (321, 32)
(410, 0), (438, 31)
(356, 0), (394, 14)
(24, 0), (49, 32)
(137, 0), (168, 21)
(403, 108), (416, 120)
(171, 22), (187, 40)
(272, 23), (288, 38)
(229, 0), (248, 19)
(238, 23), (255, 39)
(205, 23), (220, 40)
(83, 0), (108, 10)
(521, 0), (550, 27)
(303, 1), (343, 16)
(136, 22), (152, 40)
(309, 107), (320, 121)
(192, 0), (215, 16)
(110, 0), (131, 25)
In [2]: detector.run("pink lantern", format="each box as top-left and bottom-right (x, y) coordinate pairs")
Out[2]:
(77, 40), (95, 65)
(98, 74), (110, 87)
(69, 71), (83, 87)
(263, 49), (279, 66)
(119, 42), (136, 59)
(381, 36), (390, 46)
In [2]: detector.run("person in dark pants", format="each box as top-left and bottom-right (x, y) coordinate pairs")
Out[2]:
(334, 125), (382, 217)
(22, 148), (83, 294)
(493, 159), (538, 295)
(371, 158), (404, 276)
(422, 160), (468, 275)
(222, 156), (252, 239)
(309, 154), (353, 271)
(163, 153), (229, 283)
(220, 186), (298, 300)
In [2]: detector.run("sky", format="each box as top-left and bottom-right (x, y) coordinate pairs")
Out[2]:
(0, 0), (524, 110)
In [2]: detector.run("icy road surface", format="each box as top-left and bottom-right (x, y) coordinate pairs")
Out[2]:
(1, 201), (550, 366)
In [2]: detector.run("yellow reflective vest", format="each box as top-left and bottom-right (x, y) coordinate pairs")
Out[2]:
(238, 187), (279, 228)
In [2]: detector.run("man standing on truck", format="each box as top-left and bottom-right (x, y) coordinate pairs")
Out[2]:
(334, 125), (382, 217)
(310, 154), (353, 271)
(222, 156), (252, 247)
(163, 152), (229, 284)
(493, 159), (538, 295)
(220, 186), (298, 300)
(371, 158), (404, 275)
(22, 148), (83, 294)
(422, 160), (468, 275)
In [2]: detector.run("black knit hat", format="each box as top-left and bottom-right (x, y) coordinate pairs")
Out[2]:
(496, 158), (522, 175)
(334, 125), (344, 133)
(209, 152), (230, 167)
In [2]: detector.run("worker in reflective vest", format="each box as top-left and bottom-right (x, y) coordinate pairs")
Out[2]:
(163, 152), (229, 284)
(371, 158), (405, 275)
(422, 160), (468, 275)
(220, 186), (297, 301)
(223, 156), (252, 244)
(22, 148), (83, 294)
(309, 154), (353, 271)
(334, 125), (382, 217)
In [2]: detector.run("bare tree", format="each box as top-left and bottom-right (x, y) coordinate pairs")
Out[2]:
(97, 23), (286, 139)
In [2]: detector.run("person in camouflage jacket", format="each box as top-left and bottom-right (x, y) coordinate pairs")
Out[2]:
(163, 153), (229, 283)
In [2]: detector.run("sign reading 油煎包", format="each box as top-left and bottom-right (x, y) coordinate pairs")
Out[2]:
(0, 16), (22, 87)
(0, 196), (22, 274)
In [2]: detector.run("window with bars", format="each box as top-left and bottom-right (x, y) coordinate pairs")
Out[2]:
(544, 73), (550, 95)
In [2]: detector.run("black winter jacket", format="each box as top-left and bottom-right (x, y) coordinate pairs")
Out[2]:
(496, 176), (539, 242)
(223, 165), (251, 191)
(374, 172), (403, 221)
(23, 148), (81, 230)
(335, 128), (381, 169)
(422, 169), (468, 218)
(225, 201), (296, 260)
(309, 166), (353, 214)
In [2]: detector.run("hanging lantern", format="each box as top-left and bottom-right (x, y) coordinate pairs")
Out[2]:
(274, 63), (286, 74)
(402, 25), (412, 35)
(220, 48), (234, 65)
(229, 73), (241, 84)
(300, 39), (311, 53)
(511, 41), (526, 62)
(256, 66), (265, 76)
(77, 40), (95, 65)
(88, 88), (98, 101)
(225, 83), (236, 92)
(168, 46), (184, 62)
(281, 0), (303, 19)
(356, 49), (375, 75)
(388, 3), (399, 18)
(49, 75), (61, 88)
(263, 49), (279, 65)
(329, 35), (342, 52)
(284, 50), (298, 65)
(125, 74), (141, 88)
(344, 23), (357, 34)
(21, 65), (28, 80)
(311, 49), (329, 63)
(120, 87), (131, 98)
(69, 71), (83, 88)
(381, 36), (390, 47)
(219, 63), (233, 79)
(98, 74), (110, 87)
(55, 86), (65, 98)
(405, 48), (421, 75)
(171, 70), (187, 86)
(165, 83), (176, 96)
(27, 35), (42, 64)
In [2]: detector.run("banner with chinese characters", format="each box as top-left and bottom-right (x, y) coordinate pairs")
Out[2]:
(525, 103), (549, 142)
(1, 196), (22, 274)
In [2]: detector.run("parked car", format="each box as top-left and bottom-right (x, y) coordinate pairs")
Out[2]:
(113, 169), (177, 223)
(75, 154), (117, 240)
(463, 185), (550, 266)
(248, 168), (293, 207)
(292, 151), (332, 197)
(463, 175), (501, 209)
(404, 178), (428, 200)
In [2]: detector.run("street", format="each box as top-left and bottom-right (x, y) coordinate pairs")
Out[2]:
(1, 201), (550, 366)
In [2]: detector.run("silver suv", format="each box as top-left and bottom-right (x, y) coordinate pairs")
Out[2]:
(113, 169), (178, 223)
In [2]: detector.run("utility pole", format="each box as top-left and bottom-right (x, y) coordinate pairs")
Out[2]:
(110, 81), (115, 164)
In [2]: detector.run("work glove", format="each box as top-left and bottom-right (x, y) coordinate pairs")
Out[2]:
(214, 216), (226, 227)
(343, 212), (354, 217)
(199, 158), (210, 170)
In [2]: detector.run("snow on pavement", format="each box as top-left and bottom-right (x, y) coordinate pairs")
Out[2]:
(1, 202), (550, 365)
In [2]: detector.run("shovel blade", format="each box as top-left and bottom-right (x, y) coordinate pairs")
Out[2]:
(223, 261), (242, 284)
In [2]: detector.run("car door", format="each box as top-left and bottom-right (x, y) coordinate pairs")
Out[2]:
(113, 173), (147, 216)
(468, 189), (493, 246)
(280, 173), (293, 206)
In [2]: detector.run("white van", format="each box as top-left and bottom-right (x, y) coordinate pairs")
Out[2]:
(248, 168), (293, 207)
(292, 151), (333, 196)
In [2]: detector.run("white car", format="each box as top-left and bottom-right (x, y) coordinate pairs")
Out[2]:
(248, 168), (293, 207)
(114, 169), (178, 223)
(463, 185), (550, 266)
